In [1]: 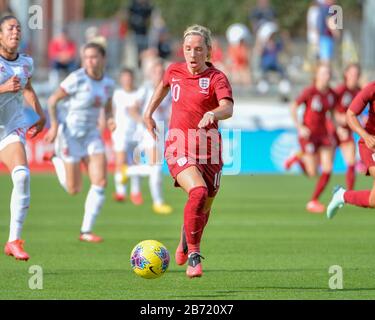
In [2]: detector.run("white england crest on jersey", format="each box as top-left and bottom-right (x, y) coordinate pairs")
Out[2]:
(328, 93), (334, 106)
(199, 78), (210, 90)
(342, 92), (352, 107)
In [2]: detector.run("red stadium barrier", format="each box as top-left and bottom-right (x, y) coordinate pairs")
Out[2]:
(0, 129), (116, 173)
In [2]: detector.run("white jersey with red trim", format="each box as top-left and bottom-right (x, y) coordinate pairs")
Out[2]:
(0, 53), (33, 140)
(60, 68), (115, 138)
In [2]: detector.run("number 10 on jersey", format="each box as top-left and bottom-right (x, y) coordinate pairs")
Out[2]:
(171, 84), (180, 102)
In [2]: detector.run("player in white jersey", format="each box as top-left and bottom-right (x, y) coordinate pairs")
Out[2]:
(111, 68), (143, 204)
(0, 16), (46, 260)
(45, 43), (116, 243)
(129, 58), (173, 215)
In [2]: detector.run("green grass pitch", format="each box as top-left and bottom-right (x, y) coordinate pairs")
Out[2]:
(1, 173), (375, 299)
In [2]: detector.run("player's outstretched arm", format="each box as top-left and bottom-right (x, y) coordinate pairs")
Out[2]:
(198, 98), (233, 129)
(290, 101), (310, 139)
(23, 79), (46, 138)
(143, 81), (170, 140)
(44, 87), (68, 143)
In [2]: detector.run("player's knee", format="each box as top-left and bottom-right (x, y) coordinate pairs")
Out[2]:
(11, 166), (30, 191)
(188, 186), (208, 211)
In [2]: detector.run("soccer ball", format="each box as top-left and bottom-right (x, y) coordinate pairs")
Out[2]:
(130, 240), (170, 279)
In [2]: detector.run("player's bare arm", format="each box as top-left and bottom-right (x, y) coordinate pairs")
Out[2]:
(23, 79), (46, 138)
(143, 81), (170, 140)
(198, 98), (233, 129)
(347, 109), (375, 150)
(290, 101), (310, 138)
(104, 99), (116, 132)
(45, 87), (68, 143)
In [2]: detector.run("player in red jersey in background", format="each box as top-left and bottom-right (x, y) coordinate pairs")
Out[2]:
(326, 63), (361, 191)
(143, 25), (234, 278)
(327, 81), (375, 218)
(290, 63), (337, 213)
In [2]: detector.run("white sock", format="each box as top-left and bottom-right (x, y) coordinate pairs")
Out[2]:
(9, 166), (30, 242)
(149, 165), (163, 206)
(52, 156), (67, 192)
(130, 175), (141, 195)
(126, 165), (151, 177)
(114, 172), (127, 196)
(81, 185), (105, 234)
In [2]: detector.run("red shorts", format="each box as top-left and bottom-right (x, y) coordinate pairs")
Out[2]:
(331, 129), (354, 147)
(358, 139), (375, 176)
(166, 156), (223, 198)
(299, 135), (332, 154)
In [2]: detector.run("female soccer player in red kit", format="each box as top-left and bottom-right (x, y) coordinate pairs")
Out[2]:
(328, 63), (361, 190)
(327, 81), (375, 218)
(143, 25), (234, 278)
(290, 63), (337, 213)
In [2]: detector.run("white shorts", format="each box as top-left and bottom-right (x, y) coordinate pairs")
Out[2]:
(56, 125), (105, 163)
(111, 129), (138, 153)
(0, 128), (26, 152)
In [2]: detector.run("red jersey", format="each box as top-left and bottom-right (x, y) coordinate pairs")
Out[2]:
(163, 62), (233, 164)
(335, 84), (361, 114)
(295, 85), (337, 136)
(349, 81), (375, 135)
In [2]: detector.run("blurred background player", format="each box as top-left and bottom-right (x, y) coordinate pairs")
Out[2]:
(327, 81), (375, 219)
(0, 16), (46, 260)
(327, 63), (362, 191)
(290, 63), (337, 213)
(44, 43), (116, 243)
(111, 68), (143, 205)
(130, 57), (173, 215)
(144, 25), (234, 278)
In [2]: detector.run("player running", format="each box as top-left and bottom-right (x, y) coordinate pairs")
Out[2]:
(327, 63), (362, 190)
(327, 81), (375, 218)
(0, 16), (46, 260)
(133, 58), (173, 214)
(143, 25), (234, 278)
(111, 68), (143, 204)
(45, 43), (116, 243)
(290, 63), (337, 213)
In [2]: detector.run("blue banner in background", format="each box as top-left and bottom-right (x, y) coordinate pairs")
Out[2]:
(220, 129), (356, 175)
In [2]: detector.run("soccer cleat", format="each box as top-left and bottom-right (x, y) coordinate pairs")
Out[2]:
(327, 186), (346, 220)
(4, 239), (30, 261)
(175, 226), (188, 265)
(113, 193), (126, 202)
(130, 193), (144, 206)
(79, 233), (103, 243)
(153, 203), (173, 215)
(186, 252), (204, 278)
(306, 200), (326, 214)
